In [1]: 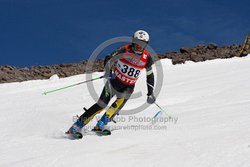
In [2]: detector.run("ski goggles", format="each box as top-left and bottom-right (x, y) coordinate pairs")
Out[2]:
(132, 37), (148, 49)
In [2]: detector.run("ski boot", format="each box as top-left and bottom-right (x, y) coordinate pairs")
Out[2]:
(66, 119), (84, 139)
(92, 113), (111, 136)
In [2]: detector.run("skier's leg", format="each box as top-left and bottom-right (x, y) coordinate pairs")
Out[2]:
(67, 82), (113, 134)
(95, 98), (128, 130)
(95, 86), (134, 130)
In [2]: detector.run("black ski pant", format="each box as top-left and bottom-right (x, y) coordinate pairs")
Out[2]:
(79, 79), (134, 125)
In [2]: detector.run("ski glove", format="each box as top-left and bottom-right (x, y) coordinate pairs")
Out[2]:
(147, 94), (156, 104)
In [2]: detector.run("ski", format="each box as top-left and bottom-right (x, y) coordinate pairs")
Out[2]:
(92, 128), (111, 136)
(65, 132), (83, 140)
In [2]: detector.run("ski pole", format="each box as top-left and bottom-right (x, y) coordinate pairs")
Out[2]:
(43, 75), (104, 95)
(153, 102), (171, 119)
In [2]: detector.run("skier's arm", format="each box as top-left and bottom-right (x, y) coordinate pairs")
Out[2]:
(145, 55), (155, 96)
(103, 46), (126, 78)
(146, 68), (154, 95)
(104, 46), (126, 66)
(145, 55), (156, 104)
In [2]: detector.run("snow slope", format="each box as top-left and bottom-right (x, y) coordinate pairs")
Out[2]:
(1, 56), (250, 167)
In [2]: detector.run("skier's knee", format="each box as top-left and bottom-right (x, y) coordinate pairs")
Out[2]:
(106, 98), (125, 118)
(97, 99), (109, 109)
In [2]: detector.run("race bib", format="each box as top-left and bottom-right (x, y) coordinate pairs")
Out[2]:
(116, 60), (141, 79)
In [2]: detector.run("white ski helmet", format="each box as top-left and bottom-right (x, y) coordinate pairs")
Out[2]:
(132, 30), (149, 54)
(133, 30), (149, 42)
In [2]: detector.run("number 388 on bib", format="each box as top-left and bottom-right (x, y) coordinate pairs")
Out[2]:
(113, 46), (149, 85)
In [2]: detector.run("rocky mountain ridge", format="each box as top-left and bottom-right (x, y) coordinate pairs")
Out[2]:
(0, 43), (243, 83)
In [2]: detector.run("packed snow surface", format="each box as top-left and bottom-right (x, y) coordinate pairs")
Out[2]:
(1, 56), (250, 167)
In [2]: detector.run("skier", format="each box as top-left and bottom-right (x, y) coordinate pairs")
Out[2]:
(240, 33), (250, 57)
(66, 30), (156, 137)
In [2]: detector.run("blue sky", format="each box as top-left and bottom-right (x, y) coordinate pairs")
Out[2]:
(0, 0), (249, 67)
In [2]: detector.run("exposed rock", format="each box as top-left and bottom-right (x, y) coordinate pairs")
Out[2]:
(207, 43), (218, 49)
(0, 44), (244, 83)
(180, 47), (192, 53)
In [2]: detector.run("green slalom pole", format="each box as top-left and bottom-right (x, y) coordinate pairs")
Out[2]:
(43, 75), (104, 95)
